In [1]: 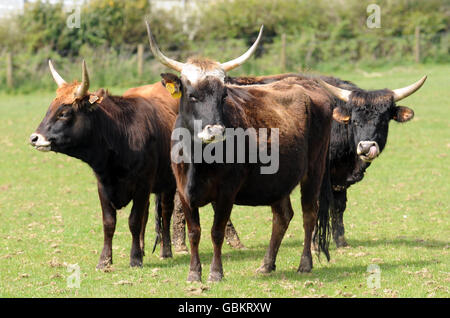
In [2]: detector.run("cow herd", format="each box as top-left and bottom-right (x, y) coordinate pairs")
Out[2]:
(29, 23), (426, 283)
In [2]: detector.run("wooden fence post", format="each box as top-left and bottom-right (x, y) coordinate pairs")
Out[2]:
(281, 33), (286, 72)
(137, 44), (144, 78)
(305, 33), (316, 67)
(414, 26), (421, 63)
(6, 52), (13, 89)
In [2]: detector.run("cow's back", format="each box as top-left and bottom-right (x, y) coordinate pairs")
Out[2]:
(124, 82), (179, 115)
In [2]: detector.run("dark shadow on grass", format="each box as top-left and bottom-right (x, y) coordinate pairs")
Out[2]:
(248, 236), (448, 252)
(260, 258), (440, 284)
(143, 235), (447, 280)
(342, 237), (448, 249)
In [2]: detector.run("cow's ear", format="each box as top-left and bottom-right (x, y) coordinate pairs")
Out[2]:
(332, 107), (350, 124)
(393, 106), (414, 122)
(161, 73), (182, 99)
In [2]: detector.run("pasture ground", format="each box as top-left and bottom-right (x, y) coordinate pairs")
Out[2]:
(0, 64), (448, 298)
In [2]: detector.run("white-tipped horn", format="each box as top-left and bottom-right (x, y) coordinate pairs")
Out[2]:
(317, 78), (352, 102)
(392, 75), (427, 102)
(145, 20), (185, 72)
(220, 25), (264, 72)
(48, 60), (66, 88)
(75, 60), (90, 98)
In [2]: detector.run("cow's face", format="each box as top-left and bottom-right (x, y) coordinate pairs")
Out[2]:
(30, 61), (93, 154)
(146, 22), (263, 144)
(160, 60), (228, 143)
(320, 76), (426, 162)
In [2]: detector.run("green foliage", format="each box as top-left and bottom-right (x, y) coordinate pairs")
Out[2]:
(0, 0), (448, 93)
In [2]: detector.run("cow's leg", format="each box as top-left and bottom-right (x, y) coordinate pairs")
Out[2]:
(173, 201), (243, 252)
(257, 195), (293, 274)
(97, 184), (116, 269)
(298, 183), (319, 273)
(225, 219), (245, 249)
(172, 191), (188, 253)
(180, 196), (202, 282)
(209, 198), (234, 282)
(129, 190), (150, 267)
(140, 200), (149, 257)
(160, 189), (175, 258)
(298, 157), (328, 273)
(331, 189), (348, 248)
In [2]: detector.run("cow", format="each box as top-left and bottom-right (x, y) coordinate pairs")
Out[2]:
(146, 22), (334, 282)
(29, 60), (178, 268)
(169, 72), (426, 250)
(225, 73), (426, 248)
(123, 85), (244, 253)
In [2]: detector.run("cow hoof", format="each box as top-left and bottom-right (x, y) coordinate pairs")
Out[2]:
(130, 259), (143, 268)
(160, 250), (173, 259)
(256, 263), (276, 274)
(96, 258), (112, 269)
(187, 271), (202, 282)
(175, 249), (189, 255)
(297, 256), (313, 273)
(226, 239), (246, 250)
(208, 271), (223, 282)
(335, 236), (349, 248)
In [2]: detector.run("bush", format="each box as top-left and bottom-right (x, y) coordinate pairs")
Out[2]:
(0, 0), (448, 93)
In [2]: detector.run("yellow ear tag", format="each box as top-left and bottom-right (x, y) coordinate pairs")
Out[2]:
(166, 82), (181, 99)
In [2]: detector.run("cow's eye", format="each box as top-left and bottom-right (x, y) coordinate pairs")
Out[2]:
(58, 110), (71, 120)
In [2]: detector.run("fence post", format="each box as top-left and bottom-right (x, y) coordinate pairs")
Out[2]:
(6, 52), (13, 89)
(137, 44), (144, 78)
(305, 33), (316, 68)
(281, 33), (286, 72)
(414, 26), (421, 63)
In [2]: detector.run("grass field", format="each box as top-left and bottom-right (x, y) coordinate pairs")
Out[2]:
(0, 64), (448, 298)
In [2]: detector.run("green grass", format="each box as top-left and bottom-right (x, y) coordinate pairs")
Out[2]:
(0, 64), (448, 298)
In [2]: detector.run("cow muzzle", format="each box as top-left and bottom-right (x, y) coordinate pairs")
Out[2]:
(30, 133), (51, 152)
(357, 141), (379, 162)
(197, 124), (225, 144)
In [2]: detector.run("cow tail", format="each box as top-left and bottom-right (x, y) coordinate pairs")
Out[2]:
(315, 147), (332, 261)
(152, 194), (162, 254)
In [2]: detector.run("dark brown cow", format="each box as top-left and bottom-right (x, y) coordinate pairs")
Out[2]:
(30, 60), (177, 268)
(146, 23), (334, 282)
(123, 84), (244, 253)
(227, 72), (426, 247)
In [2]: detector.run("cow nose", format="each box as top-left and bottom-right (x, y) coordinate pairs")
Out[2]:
(197, 124), (225, 144)
(29, 133), (51, 151)
(30, 133), (39, 146)
(357, 141), (379, 162)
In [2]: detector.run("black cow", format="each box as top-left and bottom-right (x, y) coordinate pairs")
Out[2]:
(316, 75), (426, 247)
(215, 72), (426, 248)
(168, 72), (426, 250)
(30, 60), (177, 268)
(146, 23), (334, 282)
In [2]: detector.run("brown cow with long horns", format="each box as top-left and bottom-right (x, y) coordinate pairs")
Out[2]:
(30, 60), (177, 268)
(146, 22), (334, 282)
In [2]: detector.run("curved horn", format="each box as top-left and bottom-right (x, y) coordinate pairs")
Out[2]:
(75, 60), (90, 98)
(317, 78), (352, 102)
(392, 75), (427, 102)
(145, 20), (184, 72)
(220, 25), (264, 72)
(48, 60), (66, 88)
